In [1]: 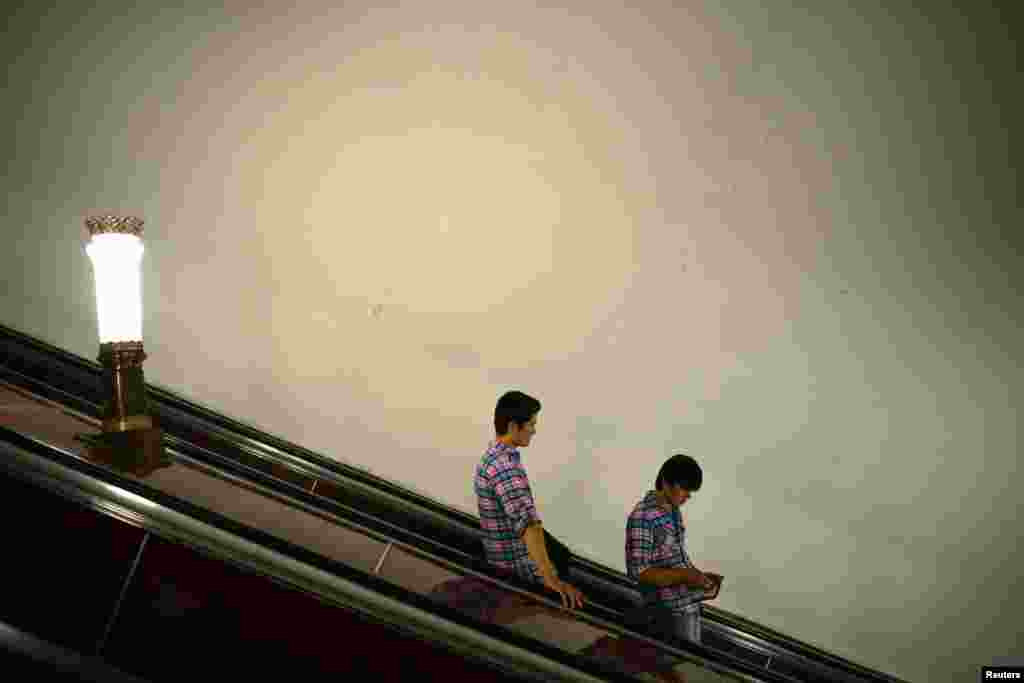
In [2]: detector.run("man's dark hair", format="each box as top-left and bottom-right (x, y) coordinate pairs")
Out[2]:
(494, 391), (541, 435)
(655, 454), (702, 491)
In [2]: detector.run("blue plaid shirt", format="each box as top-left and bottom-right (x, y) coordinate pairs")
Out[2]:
(475, 441), (543, 583)
(625, 490), (703, 614)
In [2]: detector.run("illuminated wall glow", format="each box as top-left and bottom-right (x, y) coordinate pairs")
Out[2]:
(86, 233), (144, 343)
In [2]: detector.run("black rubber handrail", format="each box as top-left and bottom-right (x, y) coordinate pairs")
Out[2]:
(0, 425), (799, 683)
(0, 618), (153, 683)
(0, 323), (906, 683)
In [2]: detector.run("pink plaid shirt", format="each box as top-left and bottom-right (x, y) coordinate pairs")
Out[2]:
(625, 490), (703, 614)
(474, 441), (543, 583)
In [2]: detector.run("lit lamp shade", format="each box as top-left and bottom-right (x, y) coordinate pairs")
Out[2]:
(84, 215), (151, 433)
(86, 227), (145, 343)
(79, 215), (168, 477)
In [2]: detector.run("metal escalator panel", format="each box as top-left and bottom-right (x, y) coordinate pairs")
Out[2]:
(0, 455), (536, 682)
(0, 423), (790, 683)
(0, 323), (905, 683)
(0, 435), (607, 682)
(0, 619), (153, 683)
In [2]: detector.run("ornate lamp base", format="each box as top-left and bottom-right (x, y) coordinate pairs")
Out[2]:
(77, 427), (171, 478)
(98, 341), (152, 431)
(79, 340), (170, 477)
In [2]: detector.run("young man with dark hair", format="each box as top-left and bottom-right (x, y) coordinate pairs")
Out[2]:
(468, 398), (698, 680)
(625, 454), (722, 657)
(474, 390), (584, 609)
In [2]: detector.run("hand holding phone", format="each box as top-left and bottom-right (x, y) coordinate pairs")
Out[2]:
(703, 572), (724, 600)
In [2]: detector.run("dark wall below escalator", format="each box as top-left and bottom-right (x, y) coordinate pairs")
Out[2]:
(2, 473), (147, 655)
(0, 325), (912, 683)
(0, 469), (530, 682)
(0, 645), (129, 683)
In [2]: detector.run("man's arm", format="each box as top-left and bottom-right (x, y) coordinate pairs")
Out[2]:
(522, 522), (585, 609)
(637, 566), (709, 589)
(628, 518), (713, 591)
(681, 537), (722, 594)
(492, 463), (584, 609)
(522, 522), (559, 581)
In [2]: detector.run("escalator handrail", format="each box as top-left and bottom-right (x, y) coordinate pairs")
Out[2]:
(0, 618), (153, 683)
(0, 324), (906, 683)
(161, 434), (819, 683)
(0, 431), (623, 683)
(118, 424), (820, 683)
(0, 368), (858, 683)
(0, 426), (795, 683)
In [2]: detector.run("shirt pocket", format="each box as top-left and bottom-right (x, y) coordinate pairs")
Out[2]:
(651, 522), (679, 563)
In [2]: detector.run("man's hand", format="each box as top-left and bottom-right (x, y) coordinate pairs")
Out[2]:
(637, 566), (712, 590)
(679, 567), (711, 589)
(703, 572), (723, 599)
(541, 572), (585, 609)
(558, 579), (585, 610)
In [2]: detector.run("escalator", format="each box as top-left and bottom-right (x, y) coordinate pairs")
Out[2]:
(0, 391), (774, 683)
(1, 427), (629, 682)
(0, 323), (907, 683)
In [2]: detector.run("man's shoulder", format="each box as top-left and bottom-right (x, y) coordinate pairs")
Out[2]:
(478, 444), (524, 475)
(626, 493), (665, 526)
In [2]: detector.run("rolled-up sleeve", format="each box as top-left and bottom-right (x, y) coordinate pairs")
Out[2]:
(625, 516), (655, 581)
(492, 461), (541, 537)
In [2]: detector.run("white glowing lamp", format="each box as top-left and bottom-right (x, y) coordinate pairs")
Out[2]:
(86, 231), (145, 343)
(77, 215), (168, 477)
(84, 215), (153, 434)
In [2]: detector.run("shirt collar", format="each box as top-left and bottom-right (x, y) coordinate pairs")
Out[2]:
(645, 489), (677, 516)
(489, 439), (520, 460)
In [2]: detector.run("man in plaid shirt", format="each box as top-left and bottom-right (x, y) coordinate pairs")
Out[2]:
(625, 454), (721, 650)
(475, 390), (584, 609)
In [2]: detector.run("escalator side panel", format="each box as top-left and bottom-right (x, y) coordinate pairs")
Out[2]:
(0, 466), (546, 682)
(0, 470), (144, 654)
(106, 535), (524, 682)
(1, 324), (907, 683)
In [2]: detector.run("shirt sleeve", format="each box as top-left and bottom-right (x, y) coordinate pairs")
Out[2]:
(680, 545), (693, 569)
(625, 514), (655, 581)
(491, 460), (541, 537)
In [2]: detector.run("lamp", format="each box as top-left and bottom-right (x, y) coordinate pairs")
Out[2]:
(79, 215), (169, 477)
